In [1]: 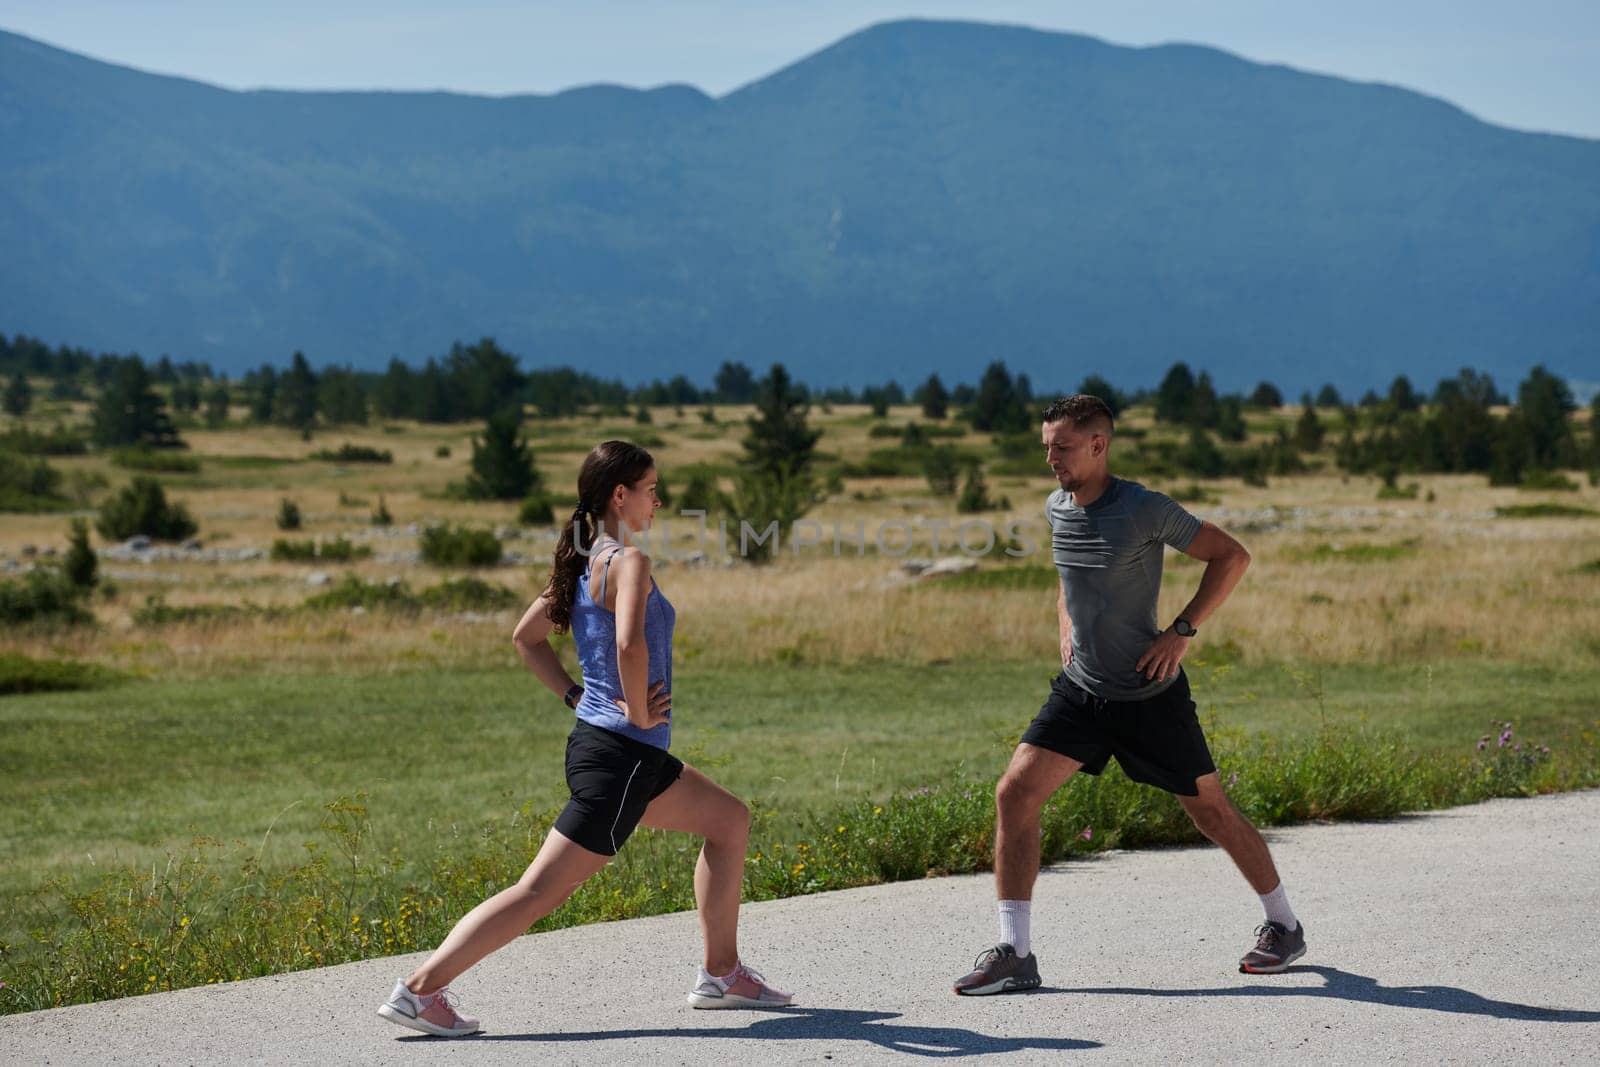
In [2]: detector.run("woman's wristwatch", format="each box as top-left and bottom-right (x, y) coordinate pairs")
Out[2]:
(1173, 617), (1197, 638)
(563, 684), (584, 709)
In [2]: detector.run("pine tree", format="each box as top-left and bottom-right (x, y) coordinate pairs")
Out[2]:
(1155, 363), (1197, 424)
(64, 518), (97, 590)
(4, 369), (33, 417)
(971, 362), (1029, 433)
(273, 351), (319, 432)
(204, 383), (231, 428)
(467, 408), (540, 500)
(915, 373), (950, 420)
(1247, 381), (1283, 408)
(90, 359), (183, 448)
(1075, 375), (1123, 418)
(741, 364), (820, 482)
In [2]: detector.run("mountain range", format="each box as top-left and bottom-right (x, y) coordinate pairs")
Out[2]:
(2, 19), (1597, 393)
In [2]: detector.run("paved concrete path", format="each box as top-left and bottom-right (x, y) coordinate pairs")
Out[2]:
(7, 791), (1599, 1065)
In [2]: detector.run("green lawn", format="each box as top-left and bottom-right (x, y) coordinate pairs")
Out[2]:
(4, 659), (1596, 903)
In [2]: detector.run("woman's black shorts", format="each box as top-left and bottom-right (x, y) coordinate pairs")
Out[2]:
(1020, 669), (1216, 796)
(554, 721), (684, 856)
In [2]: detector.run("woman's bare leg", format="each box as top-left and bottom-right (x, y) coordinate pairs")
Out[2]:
(638, 764), (751, 976)
(405, 828), (610, 995)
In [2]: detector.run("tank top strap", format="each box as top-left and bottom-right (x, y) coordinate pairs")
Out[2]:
(595, 545), (624, 605)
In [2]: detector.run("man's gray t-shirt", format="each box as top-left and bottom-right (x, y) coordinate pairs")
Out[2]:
(1048, 478), (1204, 701)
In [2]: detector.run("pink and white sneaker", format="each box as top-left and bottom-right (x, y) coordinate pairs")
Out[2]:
(377, 978), (481, 1037)
(686, 961), (794, 1009)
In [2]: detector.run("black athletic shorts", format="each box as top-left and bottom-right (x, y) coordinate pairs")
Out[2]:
(1020, 669), (1216, 796)
(554, 721), (684, 856)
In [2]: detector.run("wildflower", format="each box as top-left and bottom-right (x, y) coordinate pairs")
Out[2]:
(1079, 827), (1093, 842)
(873, 807), (883, 815)
(791, 862), (806, 874)
(1498, 730), (1512, 748)
(1227, 771), (1239, 789)
(178, 916), (189, 928)
(1503, 721), (1513, 730)
(836, 825), (847, 834)
(1477, 740), (1486, 751)
(1542, 746), (1551, 755)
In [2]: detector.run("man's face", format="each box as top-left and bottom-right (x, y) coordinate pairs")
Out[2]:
(1042, 420), (1105, 491)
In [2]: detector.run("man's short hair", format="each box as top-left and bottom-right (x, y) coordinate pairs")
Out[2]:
(1041, 395), (1115, 435)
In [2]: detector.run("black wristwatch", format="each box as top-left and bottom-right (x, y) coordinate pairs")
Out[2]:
(563, 684), (584, 709)
(1173, 618), (1197, 638)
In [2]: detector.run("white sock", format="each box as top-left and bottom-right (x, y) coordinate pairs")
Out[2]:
(997, 899), (1032, 958)
(1259, 883), (1298, 931)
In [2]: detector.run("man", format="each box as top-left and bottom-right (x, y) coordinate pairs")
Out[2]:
(953, 395), (1306, 996)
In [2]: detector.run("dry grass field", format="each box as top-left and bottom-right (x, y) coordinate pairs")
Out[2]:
(4, 402), (1597, 679)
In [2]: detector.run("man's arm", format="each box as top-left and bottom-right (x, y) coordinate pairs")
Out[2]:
(1135, 521), (1251, 682)
(1057, 580), (1073, 667)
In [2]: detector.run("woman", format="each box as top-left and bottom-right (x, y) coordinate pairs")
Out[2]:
(378, 440), (791, 1037)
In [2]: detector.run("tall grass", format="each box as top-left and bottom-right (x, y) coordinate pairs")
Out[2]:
(2, 718), (1593, 1015)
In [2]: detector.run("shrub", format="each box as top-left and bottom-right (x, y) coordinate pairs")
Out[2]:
(0, 452), (71, 512)
(95, 477), (197, 541)
(434, 444), (451, 458)
(276, 498), (302, 531)
(416, 577), (519, 612)
(109, 447), (200, 474)
(0, 652), (120, 695)
(270, 537), (372, 563)
(922, 447), (962, 496)
(0, 568), (93, 626)
(1, 424), (89, 456)
(1494, 503), (1597, 519)
(1518, 469), (1579, 492)
(370, 496), (393, 526)
(517, 493), (555, 526)
(311, 443), (393, 464)
(956, 467), (1007, 513)
(64, 519), (97, 590)
(132, 595), (252, 627)
(677, 471), (728, 515)
(419, 523), (502, 567)
(304, 575), (415, 612)
(300, 575), (517, 613)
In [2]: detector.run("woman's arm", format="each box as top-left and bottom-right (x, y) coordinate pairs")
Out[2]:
(512, 592), (581, 700)
(609, 549), (670, 730)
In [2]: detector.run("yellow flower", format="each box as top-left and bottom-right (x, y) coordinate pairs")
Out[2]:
(873, 807), (884, 815)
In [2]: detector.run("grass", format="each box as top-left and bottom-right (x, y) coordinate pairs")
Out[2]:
(0, 652), (122, 695)
(4, 658), (1597, 906)
(1495, 503), (1597, 518)
(0, 670), (1592, 1012)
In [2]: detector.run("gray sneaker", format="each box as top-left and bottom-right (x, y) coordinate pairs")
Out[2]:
(1239, 921), (1307, 974)
(953, 943), (1042, 995)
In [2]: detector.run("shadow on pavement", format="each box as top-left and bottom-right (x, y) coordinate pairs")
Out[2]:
(1057, 965), (1600, 1022)
(423, 1008), (1102, 1056)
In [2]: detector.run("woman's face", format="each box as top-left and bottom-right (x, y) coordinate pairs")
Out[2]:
(613, 466), (662, 533)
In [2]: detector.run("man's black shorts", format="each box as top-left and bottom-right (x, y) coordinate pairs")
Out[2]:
(1020, 669), (1216, 796)
(554, 721), (684, 856)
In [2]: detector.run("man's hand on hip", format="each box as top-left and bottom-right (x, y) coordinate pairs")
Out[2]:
(1136, 629), (1190, 683)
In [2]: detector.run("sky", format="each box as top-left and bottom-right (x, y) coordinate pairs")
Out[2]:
(2, 0), (1598, 139)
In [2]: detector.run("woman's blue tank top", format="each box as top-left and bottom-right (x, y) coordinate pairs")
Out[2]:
(571, 543), (675, 749)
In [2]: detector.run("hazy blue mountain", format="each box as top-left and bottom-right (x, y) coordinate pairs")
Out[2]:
(2, 20), (1597, 392)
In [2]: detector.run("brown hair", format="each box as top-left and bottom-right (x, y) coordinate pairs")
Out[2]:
(541, 440), (655, 632)
(1040, 394), (1115, 435)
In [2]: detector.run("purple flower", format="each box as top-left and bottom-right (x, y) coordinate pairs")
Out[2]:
(1476, 740), (1487, 751)
(1542, 746), (1551, 755)
(1498, 730), (1513, 748)
(1503, 722), (1513, 731)
(1079, 827), (1093, 842)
